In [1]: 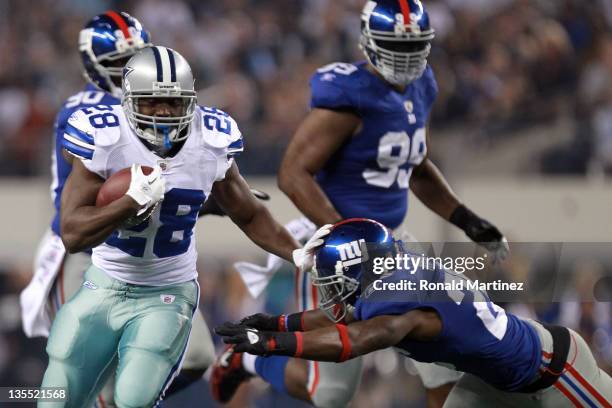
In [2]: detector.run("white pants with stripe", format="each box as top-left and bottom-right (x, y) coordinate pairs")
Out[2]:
(22, 229), (215, 408)
(443, 319), (612, 408)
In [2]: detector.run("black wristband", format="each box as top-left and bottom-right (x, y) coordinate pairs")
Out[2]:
(449, 204), (479, 232)
(271, 332), (298, 356)
(287, 313), (304, 332)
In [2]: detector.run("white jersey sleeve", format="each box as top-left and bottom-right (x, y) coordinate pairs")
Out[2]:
(199, 106), (244, 181)
(62, 105), (122, 179)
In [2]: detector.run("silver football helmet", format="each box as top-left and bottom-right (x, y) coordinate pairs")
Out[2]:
(122, 46), (196, 151)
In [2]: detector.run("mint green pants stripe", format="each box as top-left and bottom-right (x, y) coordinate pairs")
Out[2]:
(39, 265), (198, 408)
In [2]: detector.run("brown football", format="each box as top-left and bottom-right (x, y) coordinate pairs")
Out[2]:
(96, 166), (153, 207)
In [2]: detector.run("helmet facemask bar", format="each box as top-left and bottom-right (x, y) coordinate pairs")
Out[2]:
(123, 90), (196, 148)
(312, 261), (360, 323)
(360, 20), (434, 86)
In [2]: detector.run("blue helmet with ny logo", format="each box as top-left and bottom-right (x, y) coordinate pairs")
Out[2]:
(360, 0), (435, 86)
(79, 11), (151, 97)
(312, 218), (395, 322)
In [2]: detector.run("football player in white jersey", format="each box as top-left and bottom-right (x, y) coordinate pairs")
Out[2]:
(19, 12), (235, 407)
(38, 46), (307, 408)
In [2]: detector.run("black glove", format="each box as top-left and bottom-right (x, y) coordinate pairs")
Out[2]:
(214, 322), (297, 356)
(240, 312), (304, 332)
(239, 313), (282, 331)
(450, 204), (510, 261)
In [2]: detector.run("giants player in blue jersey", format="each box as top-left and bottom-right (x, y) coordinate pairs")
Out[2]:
(218, 219), (612, 408)
(18, 12), (219, 407)
(212, 1), (508, 407)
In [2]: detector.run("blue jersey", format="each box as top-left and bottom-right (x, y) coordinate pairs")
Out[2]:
(50, 84), (119, 235)
(354, 266), (541, 391)
(310, 61), (437, 229)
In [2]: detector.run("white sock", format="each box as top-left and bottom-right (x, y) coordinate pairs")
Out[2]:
(242, 352), (258, 375)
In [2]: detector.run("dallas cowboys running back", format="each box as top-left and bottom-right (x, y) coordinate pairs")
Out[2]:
(213, 1), (508, 407)
(218, 219), (612, 408)
(20, 13), (222, 407)
(21, 10), (148, 339)
(38, 46), (301, 408)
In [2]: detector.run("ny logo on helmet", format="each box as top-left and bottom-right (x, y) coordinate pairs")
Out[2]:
(337, 239), (366, 268)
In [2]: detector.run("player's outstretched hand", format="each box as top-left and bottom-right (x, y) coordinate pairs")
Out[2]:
(215, 322), (299, 357)
(292, 224), (333, 271)
(215, 323), (272, 356)
(126, 164), (165, 216)
(239, 313), (280, 331)
(450, 204), (510, 262)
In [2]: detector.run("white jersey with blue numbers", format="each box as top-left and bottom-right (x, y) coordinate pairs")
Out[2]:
(50, 84), (120, 236)
(63, 104), (243, 286)
(310, 61), (437, 229)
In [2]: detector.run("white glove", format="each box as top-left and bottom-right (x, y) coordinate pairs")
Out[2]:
(292, 224), (333, 272)
(126, 164), (165, 216)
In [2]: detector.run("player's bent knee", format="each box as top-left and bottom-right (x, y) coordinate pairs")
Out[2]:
(115, 348), (176, 408)
(114, 378), (160, 408)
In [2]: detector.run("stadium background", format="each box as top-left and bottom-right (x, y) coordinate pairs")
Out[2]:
(0, 0), (611, 406)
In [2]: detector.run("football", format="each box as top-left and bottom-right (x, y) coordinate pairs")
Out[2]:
(95, 166), (153, 207)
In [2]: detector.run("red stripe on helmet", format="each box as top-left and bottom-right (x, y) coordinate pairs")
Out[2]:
(398, 0), (412, 27)
(105, 10), (131, 39)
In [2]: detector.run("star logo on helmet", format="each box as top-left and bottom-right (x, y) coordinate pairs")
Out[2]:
(123, 66), (134, 79)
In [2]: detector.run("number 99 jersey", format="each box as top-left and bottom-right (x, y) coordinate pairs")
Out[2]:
(311, 61), (438, 229)
(63, 104), (243, 285)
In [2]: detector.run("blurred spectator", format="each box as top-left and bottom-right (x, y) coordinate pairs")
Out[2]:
(0, 0), (608, 176)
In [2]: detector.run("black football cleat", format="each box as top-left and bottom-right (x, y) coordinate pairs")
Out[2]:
(211, 346), (253, 403)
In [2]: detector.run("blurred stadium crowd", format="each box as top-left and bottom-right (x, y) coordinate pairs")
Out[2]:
(1, 0), (612, 175)
(1, 0), (612, 407)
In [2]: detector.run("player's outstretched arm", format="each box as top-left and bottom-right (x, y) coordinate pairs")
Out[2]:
(60, 160), (142, 253)
(278, 108), (359, 227)
(238, 308), (339, 332)
(211, 162), (300, 263)
(216, 311), (420, 362)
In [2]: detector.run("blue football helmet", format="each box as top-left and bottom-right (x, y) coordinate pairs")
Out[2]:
(360, 0), (435, 86)
(312, 218), (396, 322)
(79, 11), (151, 97)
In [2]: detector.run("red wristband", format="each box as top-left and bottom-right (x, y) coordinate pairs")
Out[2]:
(294, 332), (303, 358)
(335, 324), (352, 362)
(278, 315), (288, 332)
